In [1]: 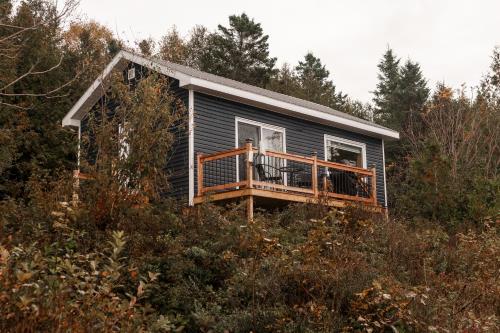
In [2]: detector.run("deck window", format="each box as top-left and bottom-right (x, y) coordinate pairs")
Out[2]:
(236, 118), (285, 153)
(235, 118), (286, 181)
(324, 135), (366, 168)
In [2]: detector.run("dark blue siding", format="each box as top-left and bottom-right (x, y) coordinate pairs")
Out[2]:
(165, 80), (189, 200)
(193, 92), (387, 206)
(80, 69), (190, 202)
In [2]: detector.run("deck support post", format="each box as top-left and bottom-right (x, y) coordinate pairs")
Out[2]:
(312, 151), (318, 198)
(246, 194), (254, 222)
(245, 139), (254, 222)
(371, 166), (377, 205)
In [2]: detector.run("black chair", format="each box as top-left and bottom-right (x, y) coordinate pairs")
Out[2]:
(254, 153), (283, 183)
(329, 170), (358, 196)
(294, 170), (312, 188)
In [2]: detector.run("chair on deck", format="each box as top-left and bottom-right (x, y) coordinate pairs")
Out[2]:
(254, 153), (283, 183)
(329, 170), (359, 196)
(329, 169), (371, 197)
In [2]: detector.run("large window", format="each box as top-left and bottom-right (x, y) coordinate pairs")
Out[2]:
(235, 118), (286, 181)
(324, 135), (366, 168)
(236, 118), (285, 153)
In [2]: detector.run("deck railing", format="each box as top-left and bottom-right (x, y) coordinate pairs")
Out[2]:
(197, 140), (378, 205)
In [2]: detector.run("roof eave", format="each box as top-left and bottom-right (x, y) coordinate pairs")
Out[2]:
(61, 51), (129, 127)
(62, 50), (400, 140)
(181, 77), (400, 140)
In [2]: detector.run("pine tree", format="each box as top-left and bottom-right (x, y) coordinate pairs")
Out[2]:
(200, 13), (277, 87)
(480, 47), (500, 103)
(267, 63), (301, 96)
(295, 52), (347, 110)
(0, 2), (112, 200)
(395, 60), (429, 129)
(137, 38), (155, 56)
(373, 48), (401, 128)
(158, 26), (188, 64)
(373, 48), (429, 132)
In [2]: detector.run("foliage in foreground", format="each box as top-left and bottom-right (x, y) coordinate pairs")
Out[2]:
(1, 189), (499, 332)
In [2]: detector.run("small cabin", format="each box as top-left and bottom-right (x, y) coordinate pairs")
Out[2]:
(63, 51), (399, 217)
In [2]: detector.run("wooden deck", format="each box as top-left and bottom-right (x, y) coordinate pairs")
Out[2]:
(195, 140), (383, 221)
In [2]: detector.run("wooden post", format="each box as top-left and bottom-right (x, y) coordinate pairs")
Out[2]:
(246, 194), (254, 222)
(312, 151), (318, 198)
(245, 139), (254, 222)
(245, 139), (254, 189)
(371, 166), (377, 205)
(197, 153), (204, 197)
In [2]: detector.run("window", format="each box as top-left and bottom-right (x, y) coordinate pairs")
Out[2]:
(236, 118), (285, 153)
(324, 135), (366, 168)
(235, 118), (286, 181)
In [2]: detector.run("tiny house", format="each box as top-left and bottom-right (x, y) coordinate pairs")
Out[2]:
(63, 51), (399, 215)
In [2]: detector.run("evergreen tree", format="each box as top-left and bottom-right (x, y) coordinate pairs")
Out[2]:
(295, 52), (347, 110)
(137, 38), (155, 56)
(200, 13), (277, 87)
(267, 63), (302, 97)
(479, 47), (500, 103)
(395, 60), (429, 130)
(0, 1), (113, 200)
(158, 26), (188, 64)
(372, 48), (401, 128)
(373, 48), (429, 132)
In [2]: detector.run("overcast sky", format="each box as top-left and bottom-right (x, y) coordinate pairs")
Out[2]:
(77, 0), (499, 103)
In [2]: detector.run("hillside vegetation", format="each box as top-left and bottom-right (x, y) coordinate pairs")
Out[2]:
(1, 1), (499, 332)
(1, 195), (499, 332)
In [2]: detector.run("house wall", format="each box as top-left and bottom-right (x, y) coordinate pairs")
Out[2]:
(79, 65), (190, 202)
(78, 67), (387, 206)
(193, 92), (387, 206)
(165, 79), (189, 200)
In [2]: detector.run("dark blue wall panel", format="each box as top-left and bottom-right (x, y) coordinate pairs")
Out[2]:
(193, 92), (387, 206)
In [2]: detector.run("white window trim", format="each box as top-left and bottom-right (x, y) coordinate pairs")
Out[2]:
(323, 134), (367, 169)
(235, 117), (286, 182)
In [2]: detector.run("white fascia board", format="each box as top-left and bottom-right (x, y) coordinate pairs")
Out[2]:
(62, 51), (190, 127)
(63, 50), (399, 141)
(180, 77), (400, 140)
(62, 51), (127, 127)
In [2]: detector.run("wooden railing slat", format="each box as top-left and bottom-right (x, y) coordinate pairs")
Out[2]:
(200, 147), (248, 162)
(197, 153), (203, 196)
(201, 181), (247, 193)
(312, 153), (318, 198)
(371, 167), (377, 205)
(264, 150), (313, 164)
(253, 181), (314, 194)
(316, 160), (373, 175)
(322, 191), (374, 203)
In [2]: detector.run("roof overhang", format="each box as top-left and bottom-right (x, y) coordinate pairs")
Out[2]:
(63, 51), (399, 140)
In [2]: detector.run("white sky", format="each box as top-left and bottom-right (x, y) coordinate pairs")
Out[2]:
(77, 0), (499, 103)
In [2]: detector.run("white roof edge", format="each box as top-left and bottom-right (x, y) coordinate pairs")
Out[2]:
(62, 50), (399, 140)
(62, 50), (127, 127)
(182, 76), (399, 140)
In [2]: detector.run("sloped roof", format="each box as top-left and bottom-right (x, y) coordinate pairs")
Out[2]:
(62, 50), (399, 140)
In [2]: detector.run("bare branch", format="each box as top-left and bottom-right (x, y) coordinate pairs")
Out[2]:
(0, 101), (29, 110)
(0, 56), (64, 92)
